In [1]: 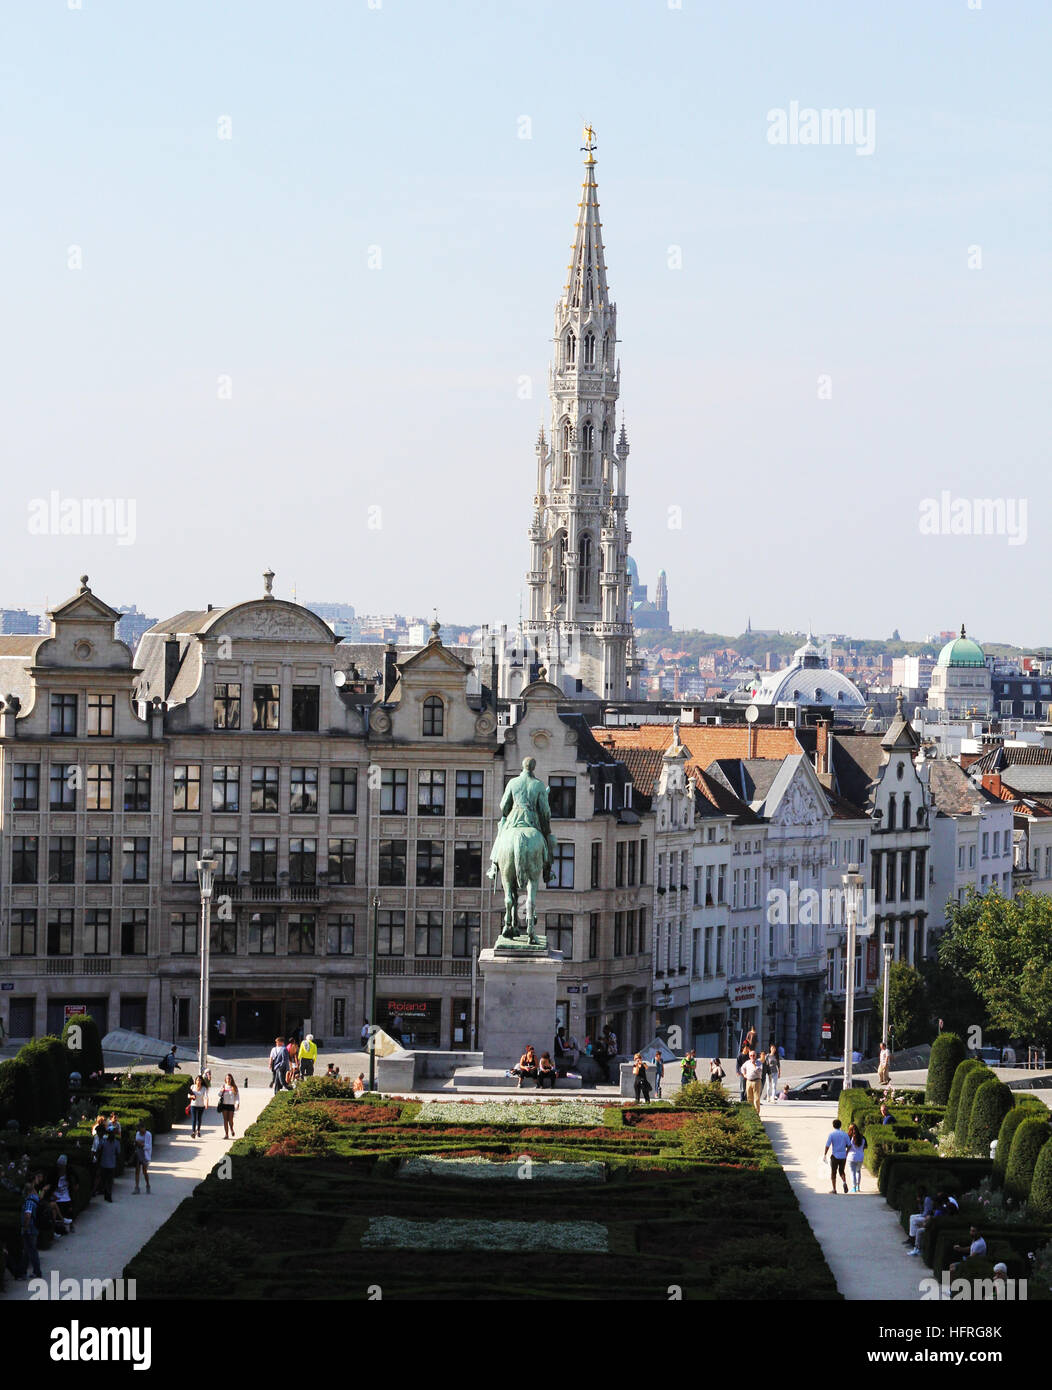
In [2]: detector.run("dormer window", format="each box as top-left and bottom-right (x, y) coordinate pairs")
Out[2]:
(603, 782), (614, 812)
(625, 783), (633, 808)
(422, 696), (444, 738)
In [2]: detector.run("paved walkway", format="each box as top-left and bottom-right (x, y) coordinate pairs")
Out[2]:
(762, 1101), (925, 1301)
(3, 1084), (271, 1301)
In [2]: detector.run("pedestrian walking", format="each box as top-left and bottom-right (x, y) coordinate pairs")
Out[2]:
(299, 1034), (317, 1078)
(763, 1043), (781, 1101)
(742, 1050), (763, 1116)
(632, 1053), (652, 1104)
(188, 1074), (208, 1137)
(823, 1118), (851, 1194)
(360, 1019), (371, 1049)
(89, 1115), (106, 1195)
(17, 1182), (42, 1279)
(285, 1036), (300, 1087)
(98, 1127), (119, 1202)
(217, 1074), (240, 1138)
(847, 1123), (866, 1193)
(680, 1050), (697, 1086)
(269, 1036), (289, 1093)
(736, 1043), (750, 1101)
(709, 1056), (725, 1084)
(877, 1040), (891, 1087)
(132, 1121), (152, 1194)
(653, 1049), (664, 1098)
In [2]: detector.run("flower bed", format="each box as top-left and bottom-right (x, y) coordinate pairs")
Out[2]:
(412, 1101), (606, 1127)
(399, 1155), (606, 1182)
(361, 1216), (609, 1252)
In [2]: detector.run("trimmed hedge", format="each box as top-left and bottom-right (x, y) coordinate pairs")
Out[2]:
(924, 1218), (1052, 1280)
(878, 1155), (992, 1209)
(945, 1058), (985, 1133)
(966, 1079), (1014, 1159)
(995, 1106), (1039, 1183)
(955, 1064), (990, 1152)
(61, 1012), (104, 1078)
(1005, 1117), (1052, 1203)
(1029, 1140), (1052, 1222)
(926, 1032), (966, 1105)
(0, 1057), (35, 1131)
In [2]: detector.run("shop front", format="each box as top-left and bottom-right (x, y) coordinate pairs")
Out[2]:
(210, 987), (313, 1046)
(380, 996), (441, 1048)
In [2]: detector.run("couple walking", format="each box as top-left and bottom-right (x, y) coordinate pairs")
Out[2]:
(823, 1118), (867, 1194)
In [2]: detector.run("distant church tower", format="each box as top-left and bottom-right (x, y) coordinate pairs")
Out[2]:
(520, 129), (634, 701)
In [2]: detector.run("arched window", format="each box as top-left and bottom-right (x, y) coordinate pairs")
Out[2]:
(886, 794), (897, 832)
(422, 696), (444, 737)
(565, 331), (576, 366)
(578, 533), (593, 603)
(902, 793), (911, 827)
(603, 333), (610, 366)
(583, 333), (596, 367)
(556, 532), (567, 605)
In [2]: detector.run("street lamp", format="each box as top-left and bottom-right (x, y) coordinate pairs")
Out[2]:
(882, 939), (894, 1066)
(469, 922), (481, 1052)
(195, 855), (218, 1076)
(841, 864), (864, 1091)
(368, 894), (380, 1092)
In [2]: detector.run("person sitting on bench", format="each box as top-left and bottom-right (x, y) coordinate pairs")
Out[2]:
(513, 1045), (538, 1087)
(536, 1052), (557, 1089)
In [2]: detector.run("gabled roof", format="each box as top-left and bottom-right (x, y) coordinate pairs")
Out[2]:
(998, 766), (1052, 796)
(613, 747), (667, 796)
(49, 578), (121, 624)
(831, 734), (887, 812)
(927, 759), (987, 816)
(692, 769), (762, 823)
(881, 693), (921, 751)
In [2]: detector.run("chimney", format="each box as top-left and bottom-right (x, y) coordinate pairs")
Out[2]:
(816, 718), (830, 775)
(383, 641), (398, 702)
(164, 638), (181, 699)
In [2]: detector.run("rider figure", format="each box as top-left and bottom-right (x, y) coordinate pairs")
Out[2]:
(487, 756), (556, 904)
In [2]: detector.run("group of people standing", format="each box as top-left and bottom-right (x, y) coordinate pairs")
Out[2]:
(736, 1034), (783, 1115)
(267, 1034), (317, 1092)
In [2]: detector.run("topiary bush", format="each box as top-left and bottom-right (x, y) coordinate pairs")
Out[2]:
(967, 1079), (1014, 1159)
(16, 1039), (65, 1126)
(672, 1080), (729, 1110)
(927, 1032), (967, 1105)
(1005, 1117), (1052, 1203)
(1028, 1140), (1052, 1222)
(61, 1013), (104, 1078)
(954, 1064), (990, 1152)
(0, 1057), (36, 1131)
(945, 1058), (985, 1133)
(994, 1105), (1044, 1183)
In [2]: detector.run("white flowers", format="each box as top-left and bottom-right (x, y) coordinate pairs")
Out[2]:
(412, 1100), (605, 1127)
(399, 1155), (606, 1182)
(362, 1216), (609, 1251)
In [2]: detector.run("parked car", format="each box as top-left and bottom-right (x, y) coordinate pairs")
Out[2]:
(970, 1044), (1005, 1065)
(784, 1077), (870, 1101)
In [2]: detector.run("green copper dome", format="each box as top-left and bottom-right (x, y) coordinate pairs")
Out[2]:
(937, 624), (985, 668)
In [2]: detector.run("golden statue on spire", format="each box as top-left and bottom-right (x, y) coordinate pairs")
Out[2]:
(581, 124), (596, 163)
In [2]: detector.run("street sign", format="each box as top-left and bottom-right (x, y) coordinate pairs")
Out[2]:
(566, 986), (580, 994)
(821, 1021), (832, 1040)
(730, 978), (762, 1007)
(1, 983), (14, 991)
(64, 1004), (86, 1019)
(580, 984), (589, 994)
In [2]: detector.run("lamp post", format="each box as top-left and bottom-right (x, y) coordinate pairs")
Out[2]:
(469, 923), (481, 1052)
(842, 864), (864, 1092)
(368, 894), (380, 1092)
(882, 939), (894, 1060)
(195, 855), (218, 1076)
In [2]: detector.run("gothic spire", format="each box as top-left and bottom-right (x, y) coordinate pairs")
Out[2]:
(563, 126), (609, 312)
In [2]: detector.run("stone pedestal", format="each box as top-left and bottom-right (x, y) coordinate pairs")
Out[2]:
(479, 946), (564, 1071)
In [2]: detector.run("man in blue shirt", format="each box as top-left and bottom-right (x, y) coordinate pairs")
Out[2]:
(17, 1182), (43, 1279)
(823, 1119), (851, 1194)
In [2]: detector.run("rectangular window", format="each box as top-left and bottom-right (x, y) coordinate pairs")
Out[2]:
(211, 764), (240, 813)
(329, 766), (358, 814)
(290, 766), (319, 814)
(590, 842), (601, 889)
(418, 769), (446, 817)
(49, 764), (77, 810)
(625, 910), (635, 955)
(213, 683), (241, 730)
(251, 765), (280, 813)
(613, 911), (624, 957)
(638, 905), (647, 953)
(615, 842), (625, 887)
(982, 832), (990, 857)
(289, 837), (317, 884)
(627, 841), (638, 886)
(545, 912), (574, 958)
(326, 914), (356, 955)
(454, 769), (484, 816)
(86, 693), (114, 737)
(11, 910), (37, 956)
(12, 835), (38, 884)
(452, 911), (479, 958)
(885, 851), (896, 903)
(914, 849), (926, 901)
(588, 912), (599, 960)
(173, 765), (201, 812)
(291, 685), (320, 732)
(716, 924), (726, 974)
(717, 863), (726, 905)
(415, 911), (443, 957)
(171, 911), (197, 955)
(172, 835), (201, 883)
(84, 909), (110, 955)
(211, 918), (237, 955)
(378, 839), (407, 886)
(123, 764), (151, 813)
(549, 842), (574, 889)
(248, 911), (277, 954)
(213, 836), (239, 883)
(252, 684), (280, 730)
(453, 840), (482, 888)
(85, 835), (112, 883)
(548, 775), (576, 819)
(416, 839), (445, 887)
(50, 693), (77, 736)
(899, 851), (911, 902)
(47, 910), (74, 957)
(121, 910), (148, 956)
(250, 837), (277, 883)
(12, 764), (39, 811)
(49, 835), (76, 884)
(377, 910), (406, 956)
(331, 996), (347, 1038)
(327, 838), (357, 885)
(380, 768), (409, 814)
(640, 839), (647, 885)
(287, 913), (316, 955)
(969, 844), (976, 868)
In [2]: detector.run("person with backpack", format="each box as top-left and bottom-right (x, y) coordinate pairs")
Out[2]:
(158, 1045), (179, 1074)
(680, 1050), (697, 1086)
(269, 1037), (289, 1092)
(17, 1181), (42, 1279)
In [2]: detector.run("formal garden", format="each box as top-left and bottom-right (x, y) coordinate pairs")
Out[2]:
(838, 1031), (1052, 1292)
(0, 1013), (191, 1286)
(124, 1077), (841, 1300)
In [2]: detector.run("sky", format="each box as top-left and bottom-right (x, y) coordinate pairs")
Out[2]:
(2, 1), (1049, 646)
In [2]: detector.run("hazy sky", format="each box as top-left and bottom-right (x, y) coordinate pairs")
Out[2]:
(3, 1), (1049, 645)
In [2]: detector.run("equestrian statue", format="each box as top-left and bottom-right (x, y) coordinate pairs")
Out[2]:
(486, 756), (557, 945)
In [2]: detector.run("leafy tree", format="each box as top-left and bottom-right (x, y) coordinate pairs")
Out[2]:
(884, 961), (926, 1048)
(918, 953), (986, 1040)
(937, 889), (1052, 1049)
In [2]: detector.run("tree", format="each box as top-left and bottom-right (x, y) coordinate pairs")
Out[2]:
(926, 1031), (966, 1104)
(938, 889), (1052, 1049)
(945, 1057), (985, 1133)
(885, 961), (926, 1048)
(918, 953), (986, 1041)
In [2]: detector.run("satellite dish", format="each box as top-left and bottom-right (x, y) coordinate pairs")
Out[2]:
(745, 704), (759, 724)
(333, 671), (347, 688)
